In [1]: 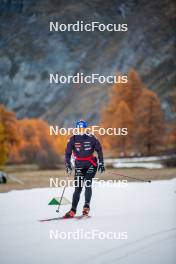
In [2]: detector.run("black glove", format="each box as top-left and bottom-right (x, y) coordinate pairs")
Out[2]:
(65, 163), (72, 175)
(98, 163), (105, 173)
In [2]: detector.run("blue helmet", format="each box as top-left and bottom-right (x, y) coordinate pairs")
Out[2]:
(76, 120), (88, 128)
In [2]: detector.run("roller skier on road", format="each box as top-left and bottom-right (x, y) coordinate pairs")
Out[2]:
(64, 120), (105, 218)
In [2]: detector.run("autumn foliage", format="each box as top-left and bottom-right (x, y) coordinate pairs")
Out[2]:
(0, 105), (19, 167)
(101, 69), (165, 155)
(9, 119), (61, 169)
(0, 105), (62, 168)
(134, 88), (164, 154)
(166, 90), (176, 149)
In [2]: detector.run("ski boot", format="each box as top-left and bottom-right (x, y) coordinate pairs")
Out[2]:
(82, 204), (90, 216)
(64, 209), (76, 218)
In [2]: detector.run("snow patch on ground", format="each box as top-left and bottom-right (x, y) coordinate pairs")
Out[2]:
(106, 155), (175, 163)
(113, 162), (163, 169)
(0, 179), (176, 264)
(105, 155), (176, 169)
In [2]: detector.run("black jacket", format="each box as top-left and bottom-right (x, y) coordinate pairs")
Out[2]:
(65, 134), (104, 168)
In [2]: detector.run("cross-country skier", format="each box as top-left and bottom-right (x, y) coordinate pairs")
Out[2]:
(64, 120), (105, 218)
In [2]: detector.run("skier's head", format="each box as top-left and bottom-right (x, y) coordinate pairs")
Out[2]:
(75, 120), (88, 135)
(75, 120), (88, 128)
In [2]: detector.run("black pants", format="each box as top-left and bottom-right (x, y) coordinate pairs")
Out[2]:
(72, 165), (97, 211)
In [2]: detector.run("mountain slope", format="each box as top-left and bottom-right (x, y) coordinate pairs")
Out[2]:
(0, 0), (175, 126)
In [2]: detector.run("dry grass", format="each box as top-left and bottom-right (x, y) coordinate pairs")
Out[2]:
(0, 165), (175, 193)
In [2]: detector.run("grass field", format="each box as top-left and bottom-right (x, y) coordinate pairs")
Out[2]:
(0, 165), (176, 193)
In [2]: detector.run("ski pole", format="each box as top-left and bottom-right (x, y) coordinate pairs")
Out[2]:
(56, 184), (67, 213)
(56, 172), (71, 213)
(110, 171), (151, 183)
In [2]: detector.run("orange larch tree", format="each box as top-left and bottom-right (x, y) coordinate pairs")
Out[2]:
(0, 105), (19, 166)
(167, 89), (176, 149)
(101, 69), (142, 153)
(9, 118), (61, 169)
(112, 101), (133, 155)
(102, 101), (133, 155)
(127, 69), (143, 112)
(134, 88), (164, 155)
(101, 69), (166, 156)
